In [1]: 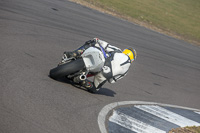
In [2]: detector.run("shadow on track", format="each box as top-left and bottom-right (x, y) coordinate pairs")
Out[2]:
(49, 76), (116, 97)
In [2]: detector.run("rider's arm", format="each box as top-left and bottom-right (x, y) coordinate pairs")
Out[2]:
(96, 39), (122, 53)
(85, 38), (122, 52)
(108, 73), (128, 84)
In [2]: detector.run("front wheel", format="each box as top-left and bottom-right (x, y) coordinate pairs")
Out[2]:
(49, 58), (85, 79)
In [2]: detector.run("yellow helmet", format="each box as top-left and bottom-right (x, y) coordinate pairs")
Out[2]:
(122, 48), (137, 63)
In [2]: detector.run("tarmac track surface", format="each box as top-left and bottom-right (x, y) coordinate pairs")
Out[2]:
(0, 0), (200, 133)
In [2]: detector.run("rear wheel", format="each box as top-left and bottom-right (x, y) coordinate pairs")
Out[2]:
(49, 58), (85, 79)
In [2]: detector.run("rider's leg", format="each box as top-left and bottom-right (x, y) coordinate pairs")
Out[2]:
(84, 72), (107, 93)
(74, 76), (104, 93)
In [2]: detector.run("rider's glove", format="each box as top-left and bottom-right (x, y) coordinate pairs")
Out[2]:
(85, 38), (98, 46)
(62, 52), (68, 61)
(85, 40), (93, 45)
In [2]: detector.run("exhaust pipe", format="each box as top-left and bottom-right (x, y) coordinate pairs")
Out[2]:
(80, 74), (86, 80)
(73, 74), (86, 83)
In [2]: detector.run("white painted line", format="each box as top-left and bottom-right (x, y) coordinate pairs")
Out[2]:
(98, 101), (200, 133)
(135, 105), (200, 127)
(194, 111), (200, 115)
(110, 110), (166, 133)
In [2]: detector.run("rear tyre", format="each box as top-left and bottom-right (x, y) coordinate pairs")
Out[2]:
(49, 58), (85, 80)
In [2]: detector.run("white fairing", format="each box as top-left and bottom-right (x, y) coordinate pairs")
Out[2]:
(81, 47), (105, 72)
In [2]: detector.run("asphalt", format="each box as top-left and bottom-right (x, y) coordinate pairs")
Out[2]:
(0, 0), (200, 133)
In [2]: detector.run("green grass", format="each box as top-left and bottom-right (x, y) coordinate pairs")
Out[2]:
(83, 0), (200, 43)
(187, 126), (200, 133)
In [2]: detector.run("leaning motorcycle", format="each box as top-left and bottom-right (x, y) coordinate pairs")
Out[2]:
(49, 47), (105, 92)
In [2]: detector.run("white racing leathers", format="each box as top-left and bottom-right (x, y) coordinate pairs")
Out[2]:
(93, 39), (131, 90)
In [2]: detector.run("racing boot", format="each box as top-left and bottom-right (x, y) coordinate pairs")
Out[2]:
(80, 80), (98, 93)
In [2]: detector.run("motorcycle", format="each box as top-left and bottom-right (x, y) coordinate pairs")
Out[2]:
(49, 47), (106, 91)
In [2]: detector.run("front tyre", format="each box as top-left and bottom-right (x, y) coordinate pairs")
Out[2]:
(49, 58), (85, 80)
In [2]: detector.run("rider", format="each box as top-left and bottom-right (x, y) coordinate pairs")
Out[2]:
(63, 38), (137, 93)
